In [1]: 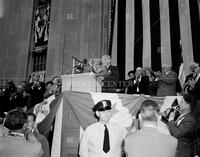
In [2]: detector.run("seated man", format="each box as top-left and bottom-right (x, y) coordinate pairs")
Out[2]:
(125, 100), (177, 157)
(0, 108), (43, 157)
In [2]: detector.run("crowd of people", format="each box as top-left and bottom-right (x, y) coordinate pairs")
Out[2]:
(0, 73), (62, 157)
(78, 57), (200, 157)
(0, 55), (200, 157)
(80, 94), (198, 157)
(124, 64), (179, 96)
(0, 73), (61, 114)
(124, 62), (200, 100)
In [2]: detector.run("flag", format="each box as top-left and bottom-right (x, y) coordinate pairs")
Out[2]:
(34, 95), (56, 124)
(36, 91), (182, 157)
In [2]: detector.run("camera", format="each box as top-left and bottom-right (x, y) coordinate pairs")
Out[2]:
(160, 98), (180, 124)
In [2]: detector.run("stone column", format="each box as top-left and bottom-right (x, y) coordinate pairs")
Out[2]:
(125, 0), (135, 78)
(142, 0), (151, 68)
(178, 0), (193, 74)
(111, 0), (118, 66)
(159, 0), (171, 66)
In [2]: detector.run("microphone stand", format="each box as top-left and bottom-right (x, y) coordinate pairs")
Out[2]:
(65, 67), (75, 75)
(72, 57), (75, 75)
(65, 57), (79, 91)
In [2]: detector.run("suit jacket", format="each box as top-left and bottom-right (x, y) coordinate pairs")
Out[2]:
(103, 65), (119, 81)
(127, 76), (149, 94)
(185, 73), (196, 84)
(33, 130), (50, 157)
(125, 77), (135, 94)
(168, 113), (195, 157)
(125, 126), (177, 157)
(194, 75), (200, 100)
(157, 70), (177, 96)
(138, 76), (149, 94)
(101, 65), (119, 93)
(0, 133), (43, 157)
(25, 81), (45, 110)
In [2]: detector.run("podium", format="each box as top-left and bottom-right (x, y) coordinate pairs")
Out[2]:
(61, 73), (102, 92)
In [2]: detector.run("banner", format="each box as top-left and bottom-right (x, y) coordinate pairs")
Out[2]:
(37, 91), (181, 157)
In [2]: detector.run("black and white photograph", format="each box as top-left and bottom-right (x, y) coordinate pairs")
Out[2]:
(0, 0), (200, 157)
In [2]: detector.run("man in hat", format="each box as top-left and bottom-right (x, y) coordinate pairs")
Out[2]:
(79, 100), (126, 157)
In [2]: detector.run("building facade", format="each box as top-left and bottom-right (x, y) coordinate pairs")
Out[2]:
(0, 0), (112, 83)
(0, 0), (200, 84)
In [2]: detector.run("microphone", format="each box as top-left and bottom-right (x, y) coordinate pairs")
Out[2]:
(82, 59), (87, 64)
(88, 62), (96, 73)
(75, 63), (81, 68)
(72, 56), (82, 63)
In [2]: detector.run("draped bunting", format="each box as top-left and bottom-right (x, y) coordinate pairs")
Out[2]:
(37, 91), (181, 157)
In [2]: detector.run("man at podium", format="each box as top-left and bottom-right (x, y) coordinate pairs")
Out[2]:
(99, 55), (119, 93)
(66, 55), (119, 93)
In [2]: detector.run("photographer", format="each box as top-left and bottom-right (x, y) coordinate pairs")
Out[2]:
(0, 108), (43, 157)
(168, 94), (196, 157)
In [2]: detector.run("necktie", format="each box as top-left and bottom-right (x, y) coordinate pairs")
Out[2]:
(103, 125), (110, 153)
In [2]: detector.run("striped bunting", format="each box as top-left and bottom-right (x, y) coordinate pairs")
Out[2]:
(37, 91), (182, 157)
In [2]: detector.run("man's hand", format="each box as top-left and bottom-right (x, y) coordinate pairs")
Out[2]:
(32, 82), (37, 89)
(154, 71), (161, 78)
(168, 110), (175, 121)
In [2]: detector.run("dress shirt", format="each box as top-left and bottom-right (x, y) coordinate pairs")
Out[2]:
(195, 73), (200, 83)
(79, 122), (126, 157)
(134, 76), (141, 92)
(165, 71), (171, 76)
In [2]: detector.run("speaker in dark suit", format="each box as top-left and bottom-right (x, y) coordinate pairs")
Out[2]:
(100, 55), (119, 93)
